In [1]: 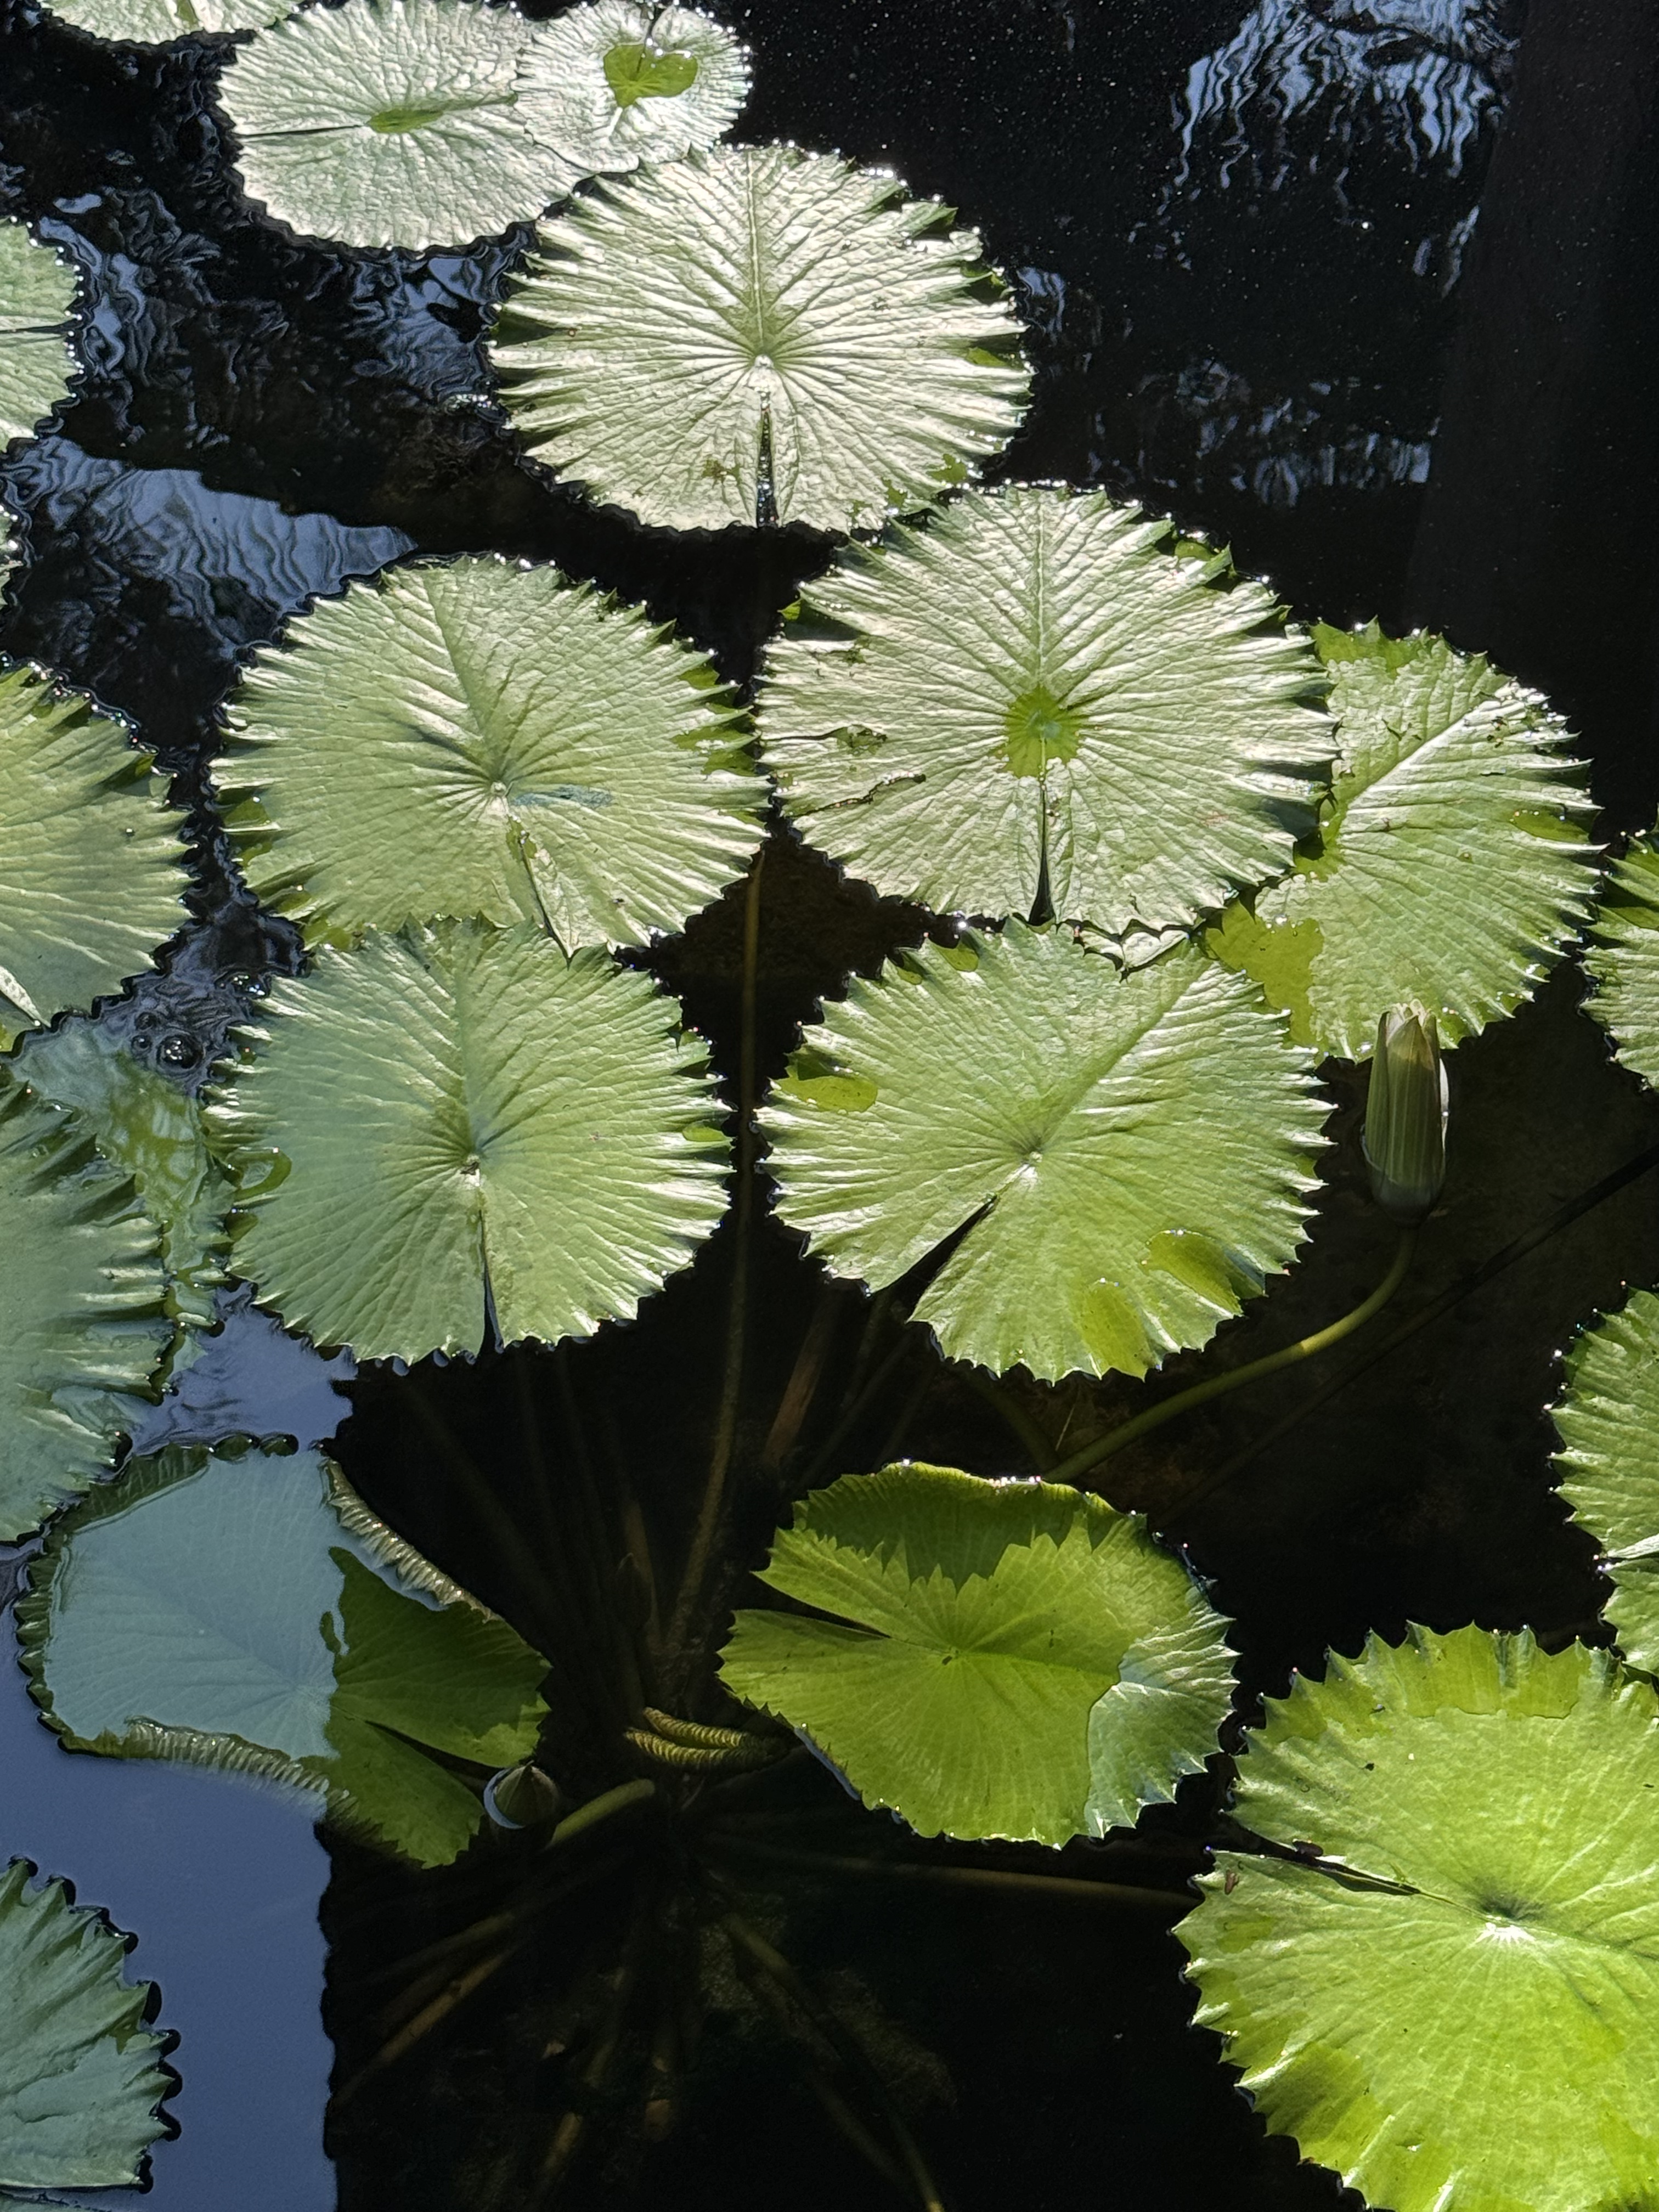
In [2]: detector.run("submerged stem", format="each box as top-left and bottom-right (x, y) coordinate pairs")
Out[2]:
(708, 1833), (1188, 1910)
(1048, 1226), (1417, 1486)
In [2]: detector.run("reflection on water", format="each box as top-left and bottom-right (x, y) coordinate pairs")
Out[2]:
(129, 1284), (354, 1456)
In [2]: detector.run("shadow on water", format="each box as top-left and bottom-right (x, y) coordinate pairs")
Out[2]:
(2, 0), (1658, 2203)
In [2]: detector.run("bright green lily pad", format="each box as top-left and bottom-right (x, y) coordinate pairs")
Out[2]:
(0, 223), (77, 448)
(212, 555), (763, 950)
(0, 1076), (171, 1543)
(1553, 1285), (1659, 1672)
(516, 0), (747, 177)
(211, 920), (728, 1362)
(1583, 831), (1659, 1090)
(40, 0), (289, 46)
(0, 662), (190, 1049)
(1182, 1624), (1659, 2212)
(489, 141), (1030, 533)
(760, 487), (1334, 936)
(19, 1441), (550, 1868)
(720, 1462), (1234, 1843)
(1207, 624), (1596, 1060)
(763, 923), (1325, 1382)
(0, 1860), (172, 2190)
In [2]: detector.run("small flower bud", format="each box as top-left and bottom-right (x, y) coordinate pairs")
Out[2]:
(484, 1760), (563, 1830)
(1363, 1007), (1448, 1223)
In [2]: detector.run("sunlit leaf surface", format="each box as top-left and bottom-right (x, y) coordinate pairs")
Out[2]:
(0, 223), (76, 447)
(20, 1442), (550, 1868)
(1583, 831), (1659, 1090)
(1181, 1625), (1659, 2212)
(490, 142), (1029, 532)
(41, 0), (289, 46)
(1207, 624), (1596, 1060)
(212, 920), (728, 1362)
(763, 924), (1324, 1381)
(1553, 1286), (1659, 1672)
(213, 555), (763, 949)
(0, 1860), (171, 2190)
(761, 488), (1333, 935)
(516, 0), (747, 178)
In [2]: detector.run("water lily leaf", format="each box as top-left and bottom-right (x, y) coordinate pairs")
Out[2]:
(220, 0), (569, 250)
(760, 488), (1333, 935)
(763, 923), (1324, 1382)
(212, 555), (763, 950)
(0, 223), (77, 448)
(19, 1441), (550, 1868)
(40, 0), (289, 48)
(0, 1860), (172, 2190)
(1206, 624), (1596, 1060)
(720, 1462), (1233, 1844)
(0, 1077), (172, 1543)
(1582, 830), (1659, 1090)
(1181, 1624), (1659, 2212)
(1551, 1285), (1659, 1672)
(489, 142), (1030, 533)
(15, 1020), (229, 1336)
(211, 919), (727, 1362)
(516, 0), (747, 178)
(0, 663), (190, 1050)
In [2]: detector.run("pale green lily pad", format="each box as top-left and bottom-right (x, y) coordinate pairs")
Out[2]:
(720, 1462), (1233, 1844)
(1583, 831), (1659, 1090)
(763, 923), (1325, 1382)
(0, 224), (77, 448)
(40, 0), (289, 46)
(221, 0), (569, 250)
(760, 487), (1333, 936)
(516, 0), (747, 178)
(212, 555), (763, 950)
(489, 142), (1030, 533)
(19, 1441), (550, 1867)
(1207, 624), (1596, 1060)
(211, 920), (728, 1362)
(1553, 1285), (1659, 1672)
(0, 1076), (172, 1543)
(0, 1860), (172, 2190)
(1182, 1624), (1659, 2212)
(0, 662), (190, 1050)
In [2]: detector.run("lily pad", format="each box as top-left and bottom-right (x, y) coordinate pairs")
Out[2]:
(1181, 1623), (1659, 2212)
(221, 0), (567, 250)
(0, 1860), (172, 2191)
(763, 923), (1325, 1382)
(1206, 623), (1596, 1060)
(489, 141), (1030, 533)
(211, 920), (728, 1362)
(1582, 830), (1659, 1090)
(19, 1441), (550, 1868)
(0, 1076), (172, 1543)
(1553, 1285), (1659, 1672)
(760, 488), (1333, 936)
(212, 555), (763, 950)
(516, 0), (747, 178)
(0, 662), (190, 1050)
(40, 0), (290, 47)
(720, 1462), (1233, 1843)
(0, 223), (77, 448)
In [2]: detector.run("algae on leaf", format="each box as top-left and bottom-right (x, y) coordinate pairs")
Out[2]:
(40, 0), (289, 46)
(1583, 830), (1659, 1090)
(20, 1442), (550, 1868)
(516, 0), (748, 178)
(1207, 624), (1596, 1060)
(721, 1462), (1233, 1844)
(213, 555), (763, 949)
(764, 924), (1325, 1382)
(1552, 1286), (1659, 1673)
(0, 1861), (172, 2191)
(212, 921), (729, 1362)
(490, 142), (1030, 533)
(1182, 1624), (1659, 2212)
(761, 487), (1333, 936)
(0, 223), (77, 448)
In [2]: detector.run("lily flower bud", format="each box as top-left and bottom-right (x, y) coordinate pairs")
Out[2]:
(1363, 1007), (1448, 1223)
(484, 1760), (563, 1830)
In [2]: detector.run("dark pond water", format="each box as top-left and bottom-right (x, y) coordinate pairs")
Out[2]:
(2, 0), (1658, 2204)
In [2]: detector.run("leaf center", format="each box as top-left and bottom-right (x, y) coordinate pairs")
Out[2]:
(369, 93), (514, 133)
(1002, 686), (1084, 780)
(603, 40), (699, 108)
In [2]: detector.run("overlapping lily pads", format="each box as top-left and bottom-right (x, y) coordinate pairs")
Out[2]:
(1207, 624), (1597, 1060)
(721, 1462), (1233, 1843)
(212, 920), (728, 1361)
(763, 924), (1325, 1381)
(0, 223), (77, 448)
(489, 142), (1030, 532)
(19, 1441), (550, 1867)
(41, 0), (289, 46)
(0, 1861), (172, 2190)
(516, 0), (748, 178)
(1553, 1286), (1659, 1672)
(1583, 830), (1659, 1090)
(760, 488), (1333, 935)
(213, 555), (763, 949)
(1182, 1624), (1659, 2212)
